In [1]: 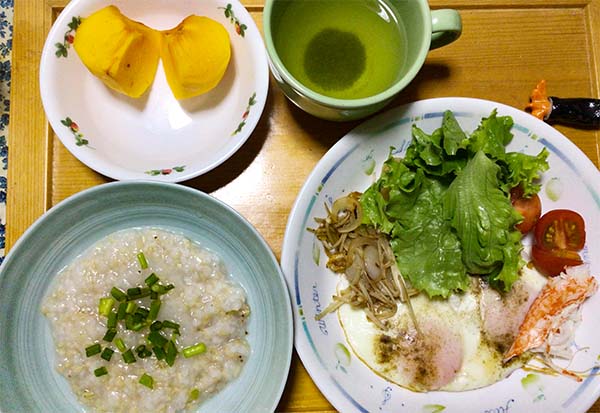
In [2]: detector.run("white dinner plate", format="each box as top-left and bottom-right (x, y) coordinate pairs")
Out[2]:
(281, 97), (600, 413)
(39, 0), (268, 182)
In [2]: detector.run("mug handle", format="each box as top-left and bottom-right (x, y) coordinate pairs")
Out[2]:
(430, 9), (462, 50)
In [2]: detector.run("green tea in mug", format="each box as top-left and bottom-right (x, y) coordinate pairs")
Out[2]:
(272, 0), (406, 100)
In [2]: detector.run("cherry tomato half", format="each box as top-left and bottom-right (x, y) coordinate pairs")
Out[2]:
(531, 244), (583, 277)
(534, 209), (586, 251)
(510, 188), (541, 234)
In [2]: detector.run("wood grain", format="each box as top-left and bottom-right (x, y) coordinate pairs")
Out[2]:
(7, 0), (600, 412)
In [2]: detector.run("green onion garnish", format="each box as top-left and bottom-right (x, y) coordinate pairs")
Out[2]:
(88, 274), (183, 374)
(101, 347), (114, 361)
(125, 302), (137, 314)
(122, 349), (136, 364)
(149, 321), (163, 332)
(148, 300), (161, 321)
(117, 302), (127, 320)
(182, 342), (206, 358)
(127, 287), (151, 300)
(139, 373), (154, 389)
(189, 388), (200, 401)
(98, 297), (115, 317)
(153, 346), (166, 361)
(115, 338), (127, 353)
(102, 328), (117, 342)
(148, 331), (168, 348)
(162, 320), (180, 331)
(144, 273), (159, 287)
(85, 343), (102, 357)
(150, 283), (174, 295)
(107, 311), (118, 329)
(165, 340), (178, 367)
(135, 345), (153, 358)
(110, 287), (127, 302)
(125, 314), (145, 332)
(137, 252), (149, 269)
(135, 306), (150, 318)
(94, 366), (108, 377)
(127, 287), (142, 298)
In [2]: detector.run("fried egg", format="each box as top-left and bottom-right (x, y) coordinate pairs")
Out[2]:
(338, 267), (547, 392)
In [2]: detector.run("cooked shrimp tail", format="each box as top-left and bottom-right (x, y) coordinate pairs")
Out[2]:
(526, 80), (552, 121)
(526, 79), (600, 128)
(503, 265), (598, 362)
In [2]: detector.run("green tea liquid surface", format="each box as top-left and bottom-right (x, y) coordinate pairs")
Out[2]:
(273, 0), (406, 99)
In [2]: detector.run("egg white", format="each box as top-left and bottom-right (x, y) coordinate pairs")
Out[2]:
(338, 268), (546, 392)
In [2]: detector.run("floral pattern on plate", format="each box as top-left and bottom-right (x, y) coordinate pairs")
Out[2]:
(40, 0), (268, 183)
(54, 16), (80, 58)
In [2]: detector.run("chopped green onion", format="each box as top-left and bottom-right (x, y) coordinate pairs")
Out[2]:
(125, 314), (145, 332)
(94, 366), (108, 377)
(115, 338), (127, 353)
(102, 328), (117, 342)
(101, 347), (114, 361)
(125, 302), (137, 314)
(162, 320), (180, 331)
(153, 346), (166, 361)
(107, 311), (118, 329)
(149, 321), (163, 332)
(135, 306), (150, 318)
(148, 300), (161, 321)
(98, 297), (115, 317)
(188, 388), (200, 401)
(137, 252), (149, 269)
(139, 373), (154, 389)
(144, 273), (159, 287)
(150, 283), (174, 295)
(122, 349), (136, 364)
(127, 287), (151, 300)
(117, 302), (127, 320)
(110, 287), (127, 302)
(182, 342), (206, 358)
(135, 345), (153, 358)
(85, 343), (102, 357)
(150, 291), (159, 300)
(165, 340), (178, 367)
(148, 331), (168, 348)
(127, 287), (141, 298)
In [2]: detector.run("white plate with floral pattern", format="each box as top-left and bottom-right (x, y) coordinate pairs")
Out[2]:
(281, 97), (600, 413)
(39, 0), (268, 182)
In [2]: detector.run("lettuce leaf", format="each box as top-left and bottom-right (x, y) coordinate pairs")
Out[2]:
(389, 177), (469, 298)
(501, 148), (550, 196)
(358, 110), (548, 297)
(360, 155), (420, 233)
(443, 151), (524, 291)
(467, 110), (514, 160)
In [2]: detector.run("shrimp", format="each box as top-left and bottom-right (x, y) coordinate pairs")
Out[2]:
(526, 79), (552, 121)
(503, 265), (597, 363)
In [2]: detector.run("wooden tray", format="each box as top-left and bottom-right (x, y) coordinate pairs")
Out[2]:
(8, 0), (600, 411)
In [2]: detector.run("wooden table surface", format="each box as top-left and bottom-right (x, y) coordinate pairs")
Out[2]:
(7, 0), (600, 411)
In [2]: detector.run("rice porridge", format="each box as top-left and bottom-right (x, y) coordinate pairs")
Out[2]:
(41, 228), (250, 412)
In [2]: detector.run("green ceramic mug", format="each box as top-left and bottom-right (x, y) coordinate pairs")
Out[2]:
(263, 0), (462, 121)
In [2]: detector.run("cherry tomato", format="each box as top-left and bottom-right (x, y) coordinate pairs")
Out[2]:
(510, 187), (541, 234)
(531, 244), (583, 277)
(534, 209), (586, 251)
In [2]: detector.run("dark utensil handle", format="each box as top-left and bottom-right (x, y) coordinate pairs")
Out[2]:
(549, 97), (600, 128)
